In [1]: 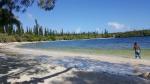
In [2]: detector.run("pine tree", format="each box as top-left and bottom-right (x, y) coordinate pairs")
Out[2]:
(39, 26), (43, 36)
(33, 19), (39, 35)
(61, 29), (64, 36)
(44, 28), (49, 36)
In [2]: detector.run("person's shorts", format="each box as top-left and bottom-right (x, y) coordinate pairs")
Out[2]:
(135, 51), (140, 55)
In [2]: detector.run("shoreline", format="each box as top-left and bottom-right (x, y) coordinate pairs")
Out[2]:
(1, 42), (150, 66)
(0, 42), (150, 84)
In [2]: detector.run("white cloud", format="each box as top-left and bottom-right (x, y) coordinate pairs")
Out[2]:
(108, 22), (126, 29)
(26, 12), (34, 20)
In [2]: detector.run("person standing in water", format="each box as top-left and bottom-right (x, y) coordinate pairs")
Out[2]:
(133, 42), (141, 59)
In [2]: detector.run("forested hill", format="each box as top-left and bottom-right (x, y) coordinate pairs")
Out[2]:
(113, 29), (150, 38)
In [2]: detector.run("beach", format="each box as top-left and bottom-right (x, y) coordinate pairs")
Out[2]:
(0, 42), (150, 84)
(1, 0), (150, 83)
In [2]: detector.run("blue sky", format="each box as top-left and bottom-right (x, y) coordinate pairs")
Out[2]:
(16, 0), (150, 33)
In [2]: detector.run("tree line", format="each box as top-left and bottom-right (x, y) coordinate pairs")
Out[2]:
(1, 18), (150, 42)
(0, 19), (105, 42)
(0, 0), (113, 43)
(113, 29), (150, 38)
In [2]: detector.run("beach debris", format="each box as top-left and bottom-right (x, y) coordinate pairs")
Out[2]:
(138, 72), (150, 79)
(50, 66), (56, 70)
(133, 71), (150, 79)
(132, 64), (150, 79)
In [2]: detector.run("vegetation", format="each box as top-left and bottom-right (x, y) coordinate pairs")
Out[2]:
(0, 16), (150, 42)
(0, 0), (55, 34)
(0, 0), (56, 42)
(0, 19), (104, 42)
(113, 30), (150, 38)
(0, 15), (150, 42)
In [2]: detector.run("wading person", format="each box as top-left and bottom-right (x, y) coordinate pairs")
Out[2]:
(133, 42), (141, 59)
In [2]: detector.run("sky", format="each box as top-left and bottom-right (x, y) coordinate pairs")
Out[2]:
(16, 0), (150, 33)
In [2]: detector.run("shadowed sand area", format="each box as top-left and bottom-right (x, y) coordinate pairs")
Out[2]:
(0, 42), (150, 84)
(51, 71), (149, 84)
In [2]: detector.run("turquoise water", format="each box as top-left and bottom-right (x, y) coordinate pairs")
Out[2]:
(19, 37), (150, 50)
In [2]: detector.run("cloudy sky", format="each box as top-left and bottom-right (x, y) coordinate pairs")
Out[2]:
(16, 0), (150, 33)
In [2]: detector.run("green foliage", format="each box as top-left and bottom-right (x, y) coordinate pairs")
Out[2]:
(0, 8), (21, 34)
(0, 0), (56, 12)
(0, 34), (16, 42)
(0, 29), (150, 43)
(114, 30), (150, 38)
(38, 0), (55, 11)
(0, 15), (150, 43)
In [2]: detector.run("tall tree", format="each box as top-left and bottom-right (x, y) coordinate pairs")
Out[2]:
(33, 19), (39, 35)
(39, 26), (43, 36)
(16, 25), (24, 35)
(44, 28), (48, 36)
(61, 29), (64, 36)
(0, 8), (21, 34)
